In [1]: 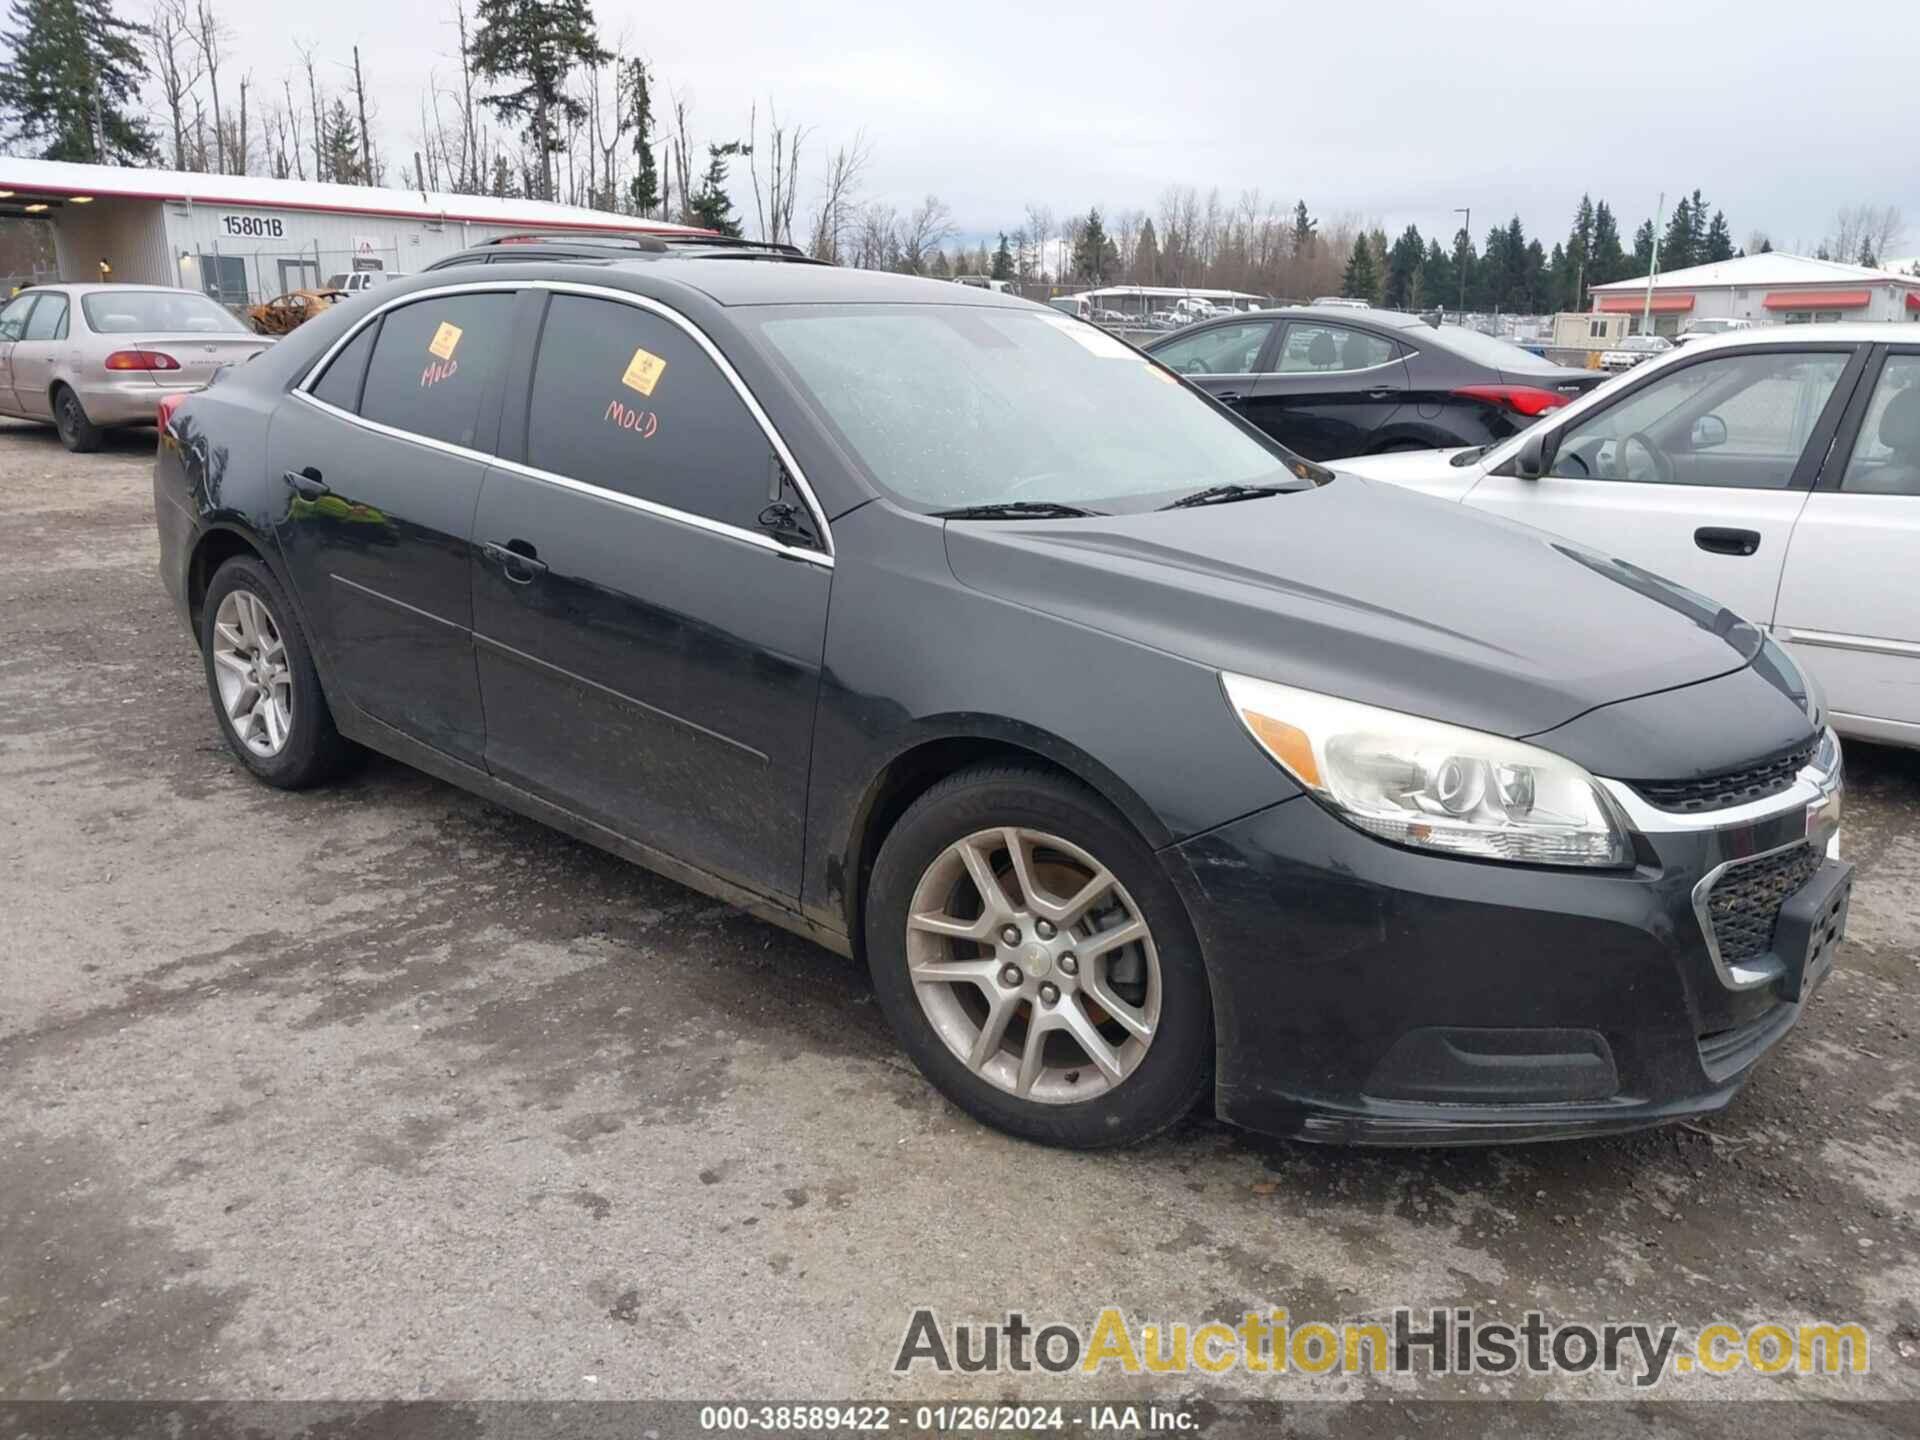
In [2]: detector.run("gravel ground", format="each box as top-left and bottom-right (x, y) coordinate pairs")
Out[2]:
(0, 419), (1916, 1428)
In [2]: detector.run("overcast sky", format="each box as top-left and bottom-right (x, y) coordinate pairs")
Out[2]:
(213, 0), (1919, 255)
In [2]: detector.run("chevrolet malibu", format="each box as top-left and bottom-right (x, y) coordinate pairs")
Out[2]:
(153, 260), (1848, 1149)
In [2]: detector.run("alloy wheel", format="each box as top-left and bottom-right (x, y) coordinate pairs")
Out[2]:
(210, 588), (294, 757)
(905, 826), (1161, 1104)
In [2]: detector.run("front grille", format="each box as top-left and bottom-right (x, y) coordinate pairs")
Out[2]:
(1705, 844), (1823, 964)
(1630, 739), (1815, 814)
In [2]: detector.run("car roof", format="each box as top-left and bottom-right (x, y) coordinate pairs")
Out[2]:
(423, 255), (1039, 309)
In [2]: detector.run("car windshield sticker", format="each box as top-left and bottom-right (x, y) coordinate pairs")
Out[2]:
(621, 346), (667, 397)
(428, 321), (462, 361)
(1037, 314), (1132, 359)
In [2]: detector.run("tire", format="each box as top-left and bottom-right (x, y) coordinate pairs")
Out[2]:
(53, 385), (103, 453)
(199, 555), (355, 789)
(865, 764), (1213, 1149)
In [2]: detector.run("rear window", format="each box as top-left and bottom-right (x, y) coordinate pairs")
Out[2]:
(82, 290), (248, 334)
(1422, 324), (1561, 372)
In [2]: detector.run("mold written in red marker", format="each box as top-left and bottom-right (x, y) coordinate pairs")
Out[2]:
(604, 398), (659, 438)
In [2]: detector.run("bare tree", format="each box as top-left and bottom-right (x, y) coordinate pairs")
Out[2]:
(351, 46), (375, 186)
(665, 90), (696, 226)
(149, 0), (203, 170)
(280, 73), (306, 180)
(807, 129), (870, 263)
(191, 0), (228, 171)
(747, 99), (809, 245)
(899, 194), (953, 275)
(296, 41), (323, 181)
(1824, 205), (1906, 267)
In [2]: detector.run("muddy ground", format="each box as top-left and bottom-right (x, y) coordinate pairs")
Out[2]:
(0, 420), (1915, 1429)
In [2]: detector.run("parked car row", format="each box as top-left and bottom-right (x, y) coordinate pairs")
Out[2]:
(147, 241), (1860, 1155)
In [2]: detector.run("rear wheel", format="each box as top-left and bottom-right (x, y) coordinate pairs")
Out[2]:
(53, 385), (102, 453)
(200, 555), (355, 788)
(866, 765), (1213, 1148)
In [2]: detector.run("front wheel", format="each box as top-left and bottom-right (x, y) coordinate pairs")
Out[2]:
(865, 765), (1213, 1148)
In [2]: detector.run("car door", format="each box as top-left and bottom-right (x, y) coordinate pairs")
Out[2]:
(1243, 319), (1409, 460)
(1773, 345), (1920, 741)
(1462, 343), (1866, 627)
(469, 288), (832, 901)
(268, 287), (518, 768)
(0, 293), (40, 414)
(10, 291), (68, 418)
(1147, 318), (1277, 414)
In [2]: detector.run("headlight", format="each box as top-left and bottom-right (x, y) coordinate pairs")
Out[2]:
(1222, 673), (1631, 868)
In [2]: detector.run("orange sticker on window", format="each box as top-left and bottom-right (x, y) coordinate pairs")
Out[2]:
(428, 321), (462, 361)
(621, 346), (666, 396)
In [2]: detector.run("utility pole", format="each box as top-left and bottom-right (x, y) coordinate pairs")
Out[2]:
(1642, 191), (1665, 337)
(1453, 206), (1471, 314)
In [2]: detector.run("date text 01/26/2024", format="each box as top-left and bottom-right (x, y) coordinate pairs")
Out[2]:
(696, 1404), (1199, 1432)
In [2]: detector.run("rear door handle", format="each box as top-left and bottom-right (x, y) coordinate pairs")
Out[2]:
(1695, 526), (1761, 557)
(1212, 391), (1244, 404)
(282, 466), (329, 500)
(1366, 388), (1399, 401)
(482, 539), (549, 583)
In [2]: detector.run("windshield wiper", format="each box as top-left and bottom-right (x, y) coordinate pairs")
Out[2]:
(1161, 483), (1286, 510)
(933, 501), (1101, 520)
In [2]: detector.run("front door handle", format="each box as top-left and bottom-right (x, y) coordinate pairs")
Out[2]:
(282, 466), (329, 500)
(482, 539), (549, 583)
(1212, 391), (1244, 404)
(1366, 388), (1398, 401)
(1695, 526), (1761, 557)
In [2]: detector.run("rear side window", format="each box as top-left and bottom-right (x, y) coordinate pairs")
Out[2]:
(524, 294), (772, 532)
(310, 320), (379, 413)
(22, 293), (67, 341)
(359, 294), (513, 451)
(1277, 322), (1396, 373)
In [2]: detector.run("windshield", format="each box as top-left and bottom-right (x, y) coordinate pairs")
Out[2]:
(83, 290), (249, 335)
(747, 305), (1306, 512)
(1424, 323), (1561, 373)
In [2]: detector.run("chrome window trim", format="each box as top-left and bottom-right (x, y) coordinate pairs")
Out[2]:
(293, 276), (834, 561)
(1779, 627), (1920, 660)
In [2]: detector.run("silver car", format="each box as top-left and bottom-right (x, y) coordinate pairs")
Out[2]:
(0, 284), (273, 451)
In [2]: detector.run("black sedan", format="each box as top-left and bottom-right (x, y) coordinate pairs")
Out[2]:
(1145, 306), (1605, 460)
(154, 261), (1847, 1149)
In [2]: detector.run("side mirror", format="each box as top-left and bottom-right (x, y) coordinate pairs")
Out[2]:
(1691, 414), (1728, 451)
(1515, 426), (1550, 479)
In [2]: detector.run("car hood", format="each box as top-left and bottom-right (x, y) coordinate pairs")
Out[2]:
(941, 476), (1763, 740)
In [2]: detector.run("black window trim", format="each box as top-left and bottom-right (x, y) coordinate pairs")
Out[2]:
(294, 278), (833, 567)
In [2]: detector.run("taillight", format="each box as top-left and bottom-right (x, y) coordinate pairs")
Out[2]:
(156, 392), (187, 432)
(105, 349), (181, 371)
(1451, 384), (1571, 418)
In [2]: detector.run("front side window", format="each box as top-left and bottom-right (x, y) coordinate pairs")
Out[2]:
(1153, 320), (1275, 375)
(1837, 354), (1920, 496)
(359, 293), (514, 451)
(21, 293), (66, 341)
(1549, 350), (1848, 488)
(746, 304), (1303, 513)
(524, 294), (774, 533)
(1276, 322), (1396, 373)
(83, 290), (248, 334)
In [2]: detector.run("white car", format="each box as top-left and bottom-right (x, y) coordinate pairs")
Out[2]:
(323, 271), (401, 294)
(1674, 317), (1755, 347)
(1600, 333), (1673, 370)
(1335, 325), (1920, 749)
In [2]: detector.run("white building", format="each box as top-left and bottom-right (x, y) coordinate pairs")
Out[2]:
(1588, 252), (1920, 337)
(0, 157), (707, 304)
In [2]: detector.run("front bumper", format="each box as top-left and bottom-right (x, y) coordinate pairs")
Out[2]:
(1172, 748), (1847, 1145)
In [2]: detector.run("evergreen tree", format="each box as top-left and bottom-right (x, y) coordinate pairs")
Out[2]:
(1367, 227), (1390, 303)
(990, 231), (1014, 281)
(469, 0), (610, 201)
(1632, 218), (1657, 275)
(1422, 238), (1454, 312)
(1563, 194), (1596, 308)
(1134, 218), (1159, 284)
(0, 0), (152, 163)
(323, 97), (364, 183)
(624, 58), (659, 215)
(490, 152), (517, 197)
(1290, 200), (1317, 257)
(1685, 190), (1709, 262)
(1340, 236), (1378, 301)
(1589, 202), (1627, 285)
(1660, 195), (1695, 271)
(1071, 206), (1112, 283)
(1704, 209), (1733, 263)
(1857, 237), (1879, 268)
(1522, 238), (1548, 312)
(1451, 226), (1478, 310)
(688, 141), (745, 236)
(1758, 236), (1774, 254)
(1383, 224), (1424, 309)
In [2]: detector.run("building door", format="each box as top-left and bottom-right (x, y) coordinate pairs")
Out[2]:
(277, 258), (320, 294)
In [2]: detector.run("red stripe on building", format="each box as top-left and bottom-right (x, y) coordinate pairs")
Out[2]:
(1596, 293), (1694, 313)
(1763, 290), (1871, 311)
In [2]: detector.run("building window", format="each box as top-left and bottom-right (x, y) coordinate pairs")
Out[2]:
(199, 255), (248, 306)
